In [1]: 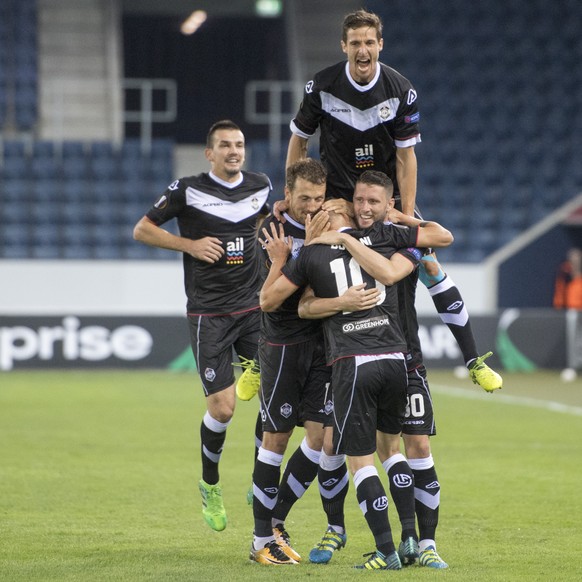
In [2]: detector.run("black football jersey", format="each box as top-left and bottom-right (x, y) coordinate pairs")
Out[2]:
(291, 61), (421, 200)
(282, 222), (420, 364)
(259, 213), (322, 343)
(146, 171), (271, 314)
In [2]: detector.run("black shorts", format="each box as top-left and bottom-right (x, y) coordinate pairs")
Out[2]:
(332, 354), (408, 457)
(402, 365), (437, 436)
(259, 336), (333, 433)
(188, 309), (260, 395)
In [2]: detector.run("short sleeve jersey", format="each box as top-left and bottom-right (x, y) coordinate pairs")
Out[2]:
(259, 213), (322, 344)
(146, 171), (271, 314)
(282, 222), (421, 364)
(290, 61), (421, 200)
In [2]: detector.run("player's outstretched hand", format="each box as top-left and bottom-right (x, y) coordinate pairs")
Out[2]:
(259, 221), (292, 263)
(322, 198), (354, 217)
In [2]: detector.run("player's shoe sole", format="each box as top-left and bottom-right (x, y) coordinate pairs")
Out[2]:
(398, 536), (419, 566)
(234, 357), (261, 401)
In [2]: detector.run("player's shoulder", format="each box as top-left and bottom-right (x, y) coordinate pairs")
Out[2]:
(310, 61), (346, 88)
(379, 62), (415, 90)
(241, 170), (272, 190)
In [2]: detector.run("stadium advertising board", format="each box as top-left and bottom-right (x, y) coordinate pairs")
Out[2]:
(0, 310), (568, 371)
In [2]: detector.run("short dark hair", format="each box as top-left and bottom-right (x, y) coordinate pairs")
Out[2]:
(342, 9), (383, 43)
(356, 170), (394, 197)
(286, 158), (327, 191)
(206, 120), (242, 148)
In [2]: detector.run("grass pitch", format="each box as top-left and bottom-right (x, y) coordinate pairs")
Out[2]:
(1, 369), (581, 581)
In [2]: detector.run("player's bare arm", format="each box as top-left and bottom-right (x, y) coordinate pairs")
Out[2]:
(286, 133), (309, 170)
(308, 230), (412, 286)
(133, 216), (224, 263)
(386, 208), (453, 248)
(298, 284), (380, 319)
(395, 145), (418, 217)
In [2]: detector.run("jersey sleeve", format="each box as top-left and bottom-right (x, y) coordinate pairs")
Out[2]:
(145, 179), (186, 226)
(290, 77), (324, 138)
(281, 248), (309, 288)
(380, 223), (419, 248)
(393, 83), (421, 148)
(396, 246), (422, 268)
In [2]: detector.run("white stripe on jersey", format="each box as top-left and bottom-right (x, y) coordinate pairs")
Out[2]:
(185, 185), (270, 223)
(320, 92), (400, 132)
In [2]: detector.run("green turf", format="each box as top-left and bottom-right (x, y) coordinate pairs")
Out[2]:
(1, 369), (581, 581)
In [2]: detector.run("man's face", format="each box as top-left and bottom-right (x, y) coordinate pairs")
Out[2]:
(353, 182), (392, 228)
(205, 129), (245, 180)
(285, 177), (326, 224)
(341, 26), (383, 84)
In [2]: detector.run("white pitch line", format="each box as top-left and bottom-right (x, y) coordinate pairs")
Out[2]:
(431, 384), (582, 417)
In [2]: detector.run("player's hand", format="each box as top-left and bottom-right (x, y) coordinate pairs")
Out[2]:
(186, 237), (224, 263)
(322, 198), (354, 217)
(339, 283), (380, 311)
(273, 199), (289, 222)
(259, 221), (292, 263)
(305, 211), (330, 243)
(307, 229), (346, 246)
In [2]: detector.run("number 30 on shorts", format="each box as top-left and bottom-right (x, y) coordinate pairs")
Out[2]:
(405, 394), (425, 418)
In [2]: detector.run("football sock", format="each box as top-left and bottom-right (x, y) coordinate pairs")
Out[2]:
(318, 451), (349, 532)
(426, 275), (479, 364)
(254, 411), (263, 463)
(200, 411), (229, 485)
(252, 446), (283, 537)
(409, 456), (440, 543)
(382, 453), (417, 540)
(273, 437), (319, 524)
(354, 466), (394, 556)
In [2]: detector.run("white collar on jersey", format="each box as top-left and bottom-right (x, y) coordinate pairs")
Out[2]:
(344, 61), (381, 92)
(209, 170), (243, 189)
(282, 212), (305, 230)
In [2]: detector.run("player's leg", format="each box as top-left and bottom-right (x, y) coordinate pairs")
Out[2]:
(419, 253), (502, 392)
(402, 364), (448, 568)
(250, 341), (302, 564)
(189, 314), (240, 532)
(375, 357), (418, 565)
(309, 426), (349, 564)
(334, 357), (402, 570)
(274, 341), (330, 529)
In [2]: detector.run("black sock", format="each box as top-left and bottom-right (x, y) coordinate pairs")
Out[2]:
(200, 413), (228, 485)
(252, 448), (283, 537)
(254, 411), (263, 464)
(409, 460), (440, 542)
(273, 440), (319, 524)
(354, 467), (394, 556)
(383, 454), (417, 541)
(428, 276), (478, 364)
(318, 454), (349, 530)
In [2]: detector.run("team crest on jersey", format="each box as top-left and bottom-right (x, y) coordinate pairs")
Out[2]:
(280, 403), (292, 418)
(225, 237), (244, 265)
(205, 367), (216, 382)
(251, 196), (259, 210)
(379, 105), (391, 120)
(355, 144), (374, 169)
